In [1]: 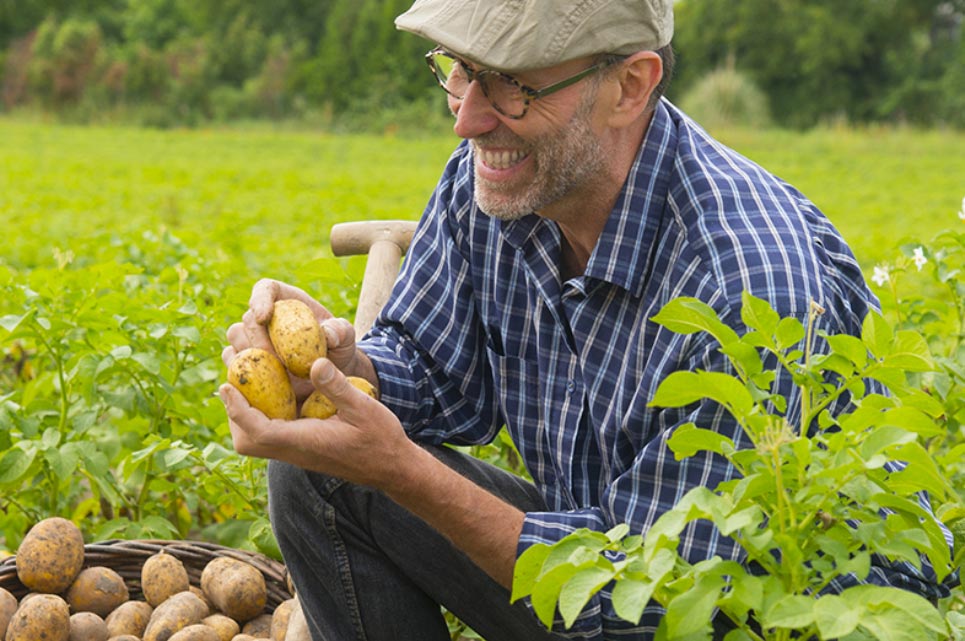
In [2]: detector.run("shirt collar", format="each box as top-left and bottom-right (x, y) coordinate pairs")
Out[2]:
(496, 100), (678, 297)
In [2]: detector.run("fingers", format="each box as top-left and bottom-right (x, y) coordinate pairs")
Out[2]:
(249, 278), (334, 325)
(309, 358), (375, 417)
(321, 318), (357, 370)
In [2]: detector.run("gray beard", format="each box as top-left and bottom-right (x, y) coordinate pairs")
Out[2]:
(472, 100), (606, 221)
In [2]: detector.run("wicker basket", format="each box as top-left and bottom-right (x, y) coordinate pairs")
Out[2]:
(0, 539), (292, 611)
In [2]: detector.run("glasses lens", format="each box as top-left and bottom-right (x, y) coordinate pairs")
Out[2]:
(483, 72), (527, 118)
(430, 53), (468, 96)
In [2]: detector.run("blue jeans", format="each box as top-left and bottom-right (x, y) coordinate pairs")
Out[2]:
(268, 445), (569, 641)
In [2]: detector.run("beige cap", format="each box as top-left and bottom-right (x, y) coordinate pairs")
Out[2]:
(395, 0), (674, 73)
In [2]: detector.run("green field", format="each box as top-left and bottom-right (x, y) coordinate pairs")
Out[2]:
(2, 119), (963, 279)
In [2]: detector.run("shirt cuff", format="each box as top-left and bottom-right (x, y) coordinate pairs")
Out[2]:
(359, 338), (423, 423)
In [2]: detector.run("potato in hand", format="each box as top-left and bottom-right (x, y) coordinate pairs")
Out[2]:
(228, 348), (297, 420)
(268, 299), (327, 378)
(300, 376), (378, 419)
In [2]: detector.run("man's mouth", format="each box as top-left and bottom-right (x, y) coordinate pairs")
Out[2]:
(476, 148), (528, 171)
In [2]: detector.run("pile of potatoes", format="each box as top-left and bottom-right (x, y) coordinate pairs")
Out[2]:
(0, 517), (303, 641)
(228, 299), (376, 420)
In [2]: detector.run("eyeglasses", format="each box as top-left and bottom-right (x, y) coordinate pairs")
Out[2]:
(425, 47), (615, 119)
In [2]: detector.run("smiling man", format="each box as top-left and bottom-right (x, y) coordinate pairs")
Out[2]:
(219, 1), (950, 639)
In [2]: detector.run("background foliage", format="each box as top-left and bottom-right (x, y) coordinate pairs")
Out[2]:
(0, 0), (963, 129)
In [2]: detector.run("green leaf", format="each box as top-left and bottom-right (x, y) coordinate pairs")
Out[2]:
(882, 406), (943, 438)
(740, 292), (781, 336)
(612, 577), (657, 625)
(664, 574), (725, 637)
(846, 585), (947, 640)
(826, 333), (869, 368)
(511, 544), (551, 603)
(862, 312), (893, 359)
(606, 523), (630, 543)
(667, 423), (735, 460)
(649, 372), (704, 408)
(774, 317), (805, 350)
(814, 594), (861, 639)
(559, 566), (614, 628)
(761, 594), (815, 629)
(0, 446), (37, 483)
(531, 563), (582, 628)
(651, 297), (739, 347)
(882, 330), (935, 372)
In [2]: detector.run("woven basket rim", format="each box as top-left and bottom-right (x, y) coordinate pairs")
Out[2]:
(0, 538), (292, 610)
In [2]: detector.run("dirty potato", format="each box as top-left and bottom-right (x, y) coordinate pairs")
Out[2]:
(268, 299), (327, 378)
(240, 613), (271, 637)
(6, 593), (70, 641)
(0, 586), (17, 639)
(105, 600), (154, 638)
(300, 376), (378, 419)
(65, 566), (130, 617)
(227, 348), (297, 420)
(16, 517), (86, 593)
(168, 623), (221, 641)
(142, 552), (190, 607)
(200, 557), (266, 624)
(202, 613), (239, 641)
(142, 590), (209, 641)
(269, 598), (295, 641)
(69, 611), (109, 641)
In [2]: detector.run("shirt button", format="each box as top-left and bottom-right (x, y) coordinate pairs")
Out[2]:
(566, 380), (576, 394)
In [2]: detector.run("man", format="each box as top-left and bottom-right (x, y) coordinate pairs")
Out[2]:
(220, 0), (949, 639)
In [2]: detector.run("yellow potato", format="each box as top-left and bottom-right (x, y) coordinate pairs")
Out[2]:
(65, 566), (130, 618)
(300, 376), (378, 419)
(202, 613), (240, 641)
(269, 598), (295, 641)
(16, 517), (86, 594)
(105, 600), (153, 638)
(168, 624), (221, 641)
(268, 299), (327, 378)
(141, 551), (190, 607)
(228, 348), (297, 420)
(240, 613), (271, 636)
(69, 611), (109, 641)
(200, 557), (266, 624)
(6, 593), (70, 641)
(142, 591), (209, 641)
(0, 587), (18, 639)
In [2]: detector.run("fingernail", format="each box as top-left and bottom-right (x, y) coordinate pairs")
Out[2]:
(315, 359), (335, 384)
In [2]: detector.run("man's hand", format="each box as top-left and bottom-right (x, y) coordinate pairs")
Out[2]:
(219, 357), (414, 488)
(222, 278), (370, 400)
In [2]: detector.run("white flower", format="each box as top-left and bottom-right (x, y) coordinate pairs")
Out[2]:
(872, 265), (890, 287)
(912, 246), (928, 271)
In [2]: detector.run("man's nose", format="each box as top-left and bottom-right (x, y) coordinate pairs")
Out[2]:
(451, 81), (501, 140)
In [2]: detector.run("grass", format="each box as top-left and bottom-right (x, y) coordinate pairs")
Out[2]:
(1, 117), (963, 282)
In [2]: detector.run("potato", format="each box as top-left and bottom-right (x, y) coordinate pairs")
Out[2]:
(66, 566), (130, 617)
(230, 636), (259, 641)
(282, 599), (309, 641)
(269, 599), (294, 641)
(105, 600), (154, 638)
(69, 611), (109, 641)
(190, 585), (211, 610)
(168, 623), (221, 641)
(228, 348), (297, 420)
(240, 613), (271, 637)
(0, 586), (18, 638)
(300, 376), (378, 419)
(7, 593), (70, 641)
(142, 552), (190, 607)
(268, 299), (327, 378)
(200, 557), (266, 623)
(107, 636), (141, 641)
(143, 590), (209, 641)
(16, 517), (86, 593)
(202, 613), (240, 641)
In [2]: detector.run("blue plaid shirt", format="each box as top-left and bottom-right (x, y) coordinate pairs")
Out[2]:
(361, 100), (949, 638)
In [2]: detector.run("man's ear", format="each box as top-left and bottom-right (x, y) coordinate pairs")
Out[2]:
(606, 51), (663, 128)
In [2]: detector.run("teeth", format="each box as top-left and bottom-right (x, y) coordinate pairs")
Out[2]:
(478, 148), (526, 170)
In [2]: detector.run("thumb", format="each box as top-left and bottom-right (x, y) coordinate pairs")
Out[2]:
(310, 358), (362, 412)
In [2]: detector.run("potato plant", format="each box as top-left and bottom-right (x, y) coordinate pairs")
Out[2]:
(512, 210), (965, 640)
